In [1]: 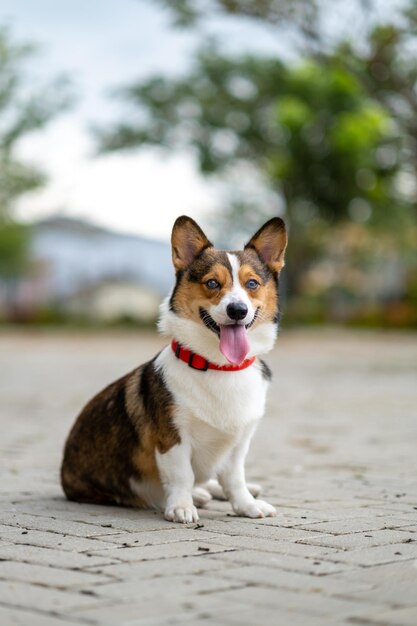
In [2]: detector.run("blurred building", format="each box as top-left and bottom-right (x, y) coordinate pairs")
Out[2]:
(1, 217), (173, 322)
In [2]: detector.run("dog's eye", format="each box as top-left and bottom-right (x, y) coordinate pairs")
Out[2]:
(246, 279), (259, 290)
(206, 279), (220, 290)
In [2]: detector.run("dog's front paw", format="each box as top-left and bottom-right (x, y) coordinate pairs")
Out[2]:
(234, 499), (276, 519)
(164, 503), (199, 524)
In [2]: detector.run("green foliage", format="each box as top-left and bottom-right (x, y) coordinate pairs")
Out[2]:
(0, 26), (72, 215)
(0, 26), (72, 279)
(268, 60), (402, 226)
(0, 158), (45, 215)
(98, 48), (287, 174)
(150, 0), (319, 31)
(0, 218), (30, 278)
(98, 48), (406, 229)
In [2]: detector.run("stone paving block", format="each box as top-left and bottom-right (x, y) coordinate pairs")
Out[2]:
(89, 515), (183, 533)
(322, 541), (417, 566)
(0, 560), (114, 589)
(0, 513), (122, 537)
(339, 560), (417, 585)
(0, 606), (89, 626)
(85, 572), (247, 602)
(344, 579), (417, 608)
(377, 515), (417, 529)
(135, 605), (353, 626)
(296, 529), (416, 550)
(0, 537), (15, 547)
(194, 584), (377, 621)
(206, 607), (354, 626)
(188, 517), (335, 542)
(4, 500), (171, 530)
(72, 598), (246, 625)
(85, 554), (239, 579)
(87, 540), (236, 562)
(0, 528), (117, 552)
(211, 507), (407, 530)
(0, 543), (121, 569)
(206, 548), (352, 575)
(396, 524), (417, 533)
(200, 532), (341, 558)
(280, 508), (392, 526)
(351, 605), (417, 626)
(0, 524), (25, 535)
(368, 503), (417, 516)
(295, 517), (404, 535)
(217, 564), (373, 596)
(0, 492), (46, 502)
(5, 499), (174, 532)
(95, 528), (221, 546)
(0, 579), (107, 613)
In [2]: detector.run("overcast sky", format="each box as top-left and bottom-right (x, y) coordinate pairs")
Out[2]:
(1, 0), (285, 241)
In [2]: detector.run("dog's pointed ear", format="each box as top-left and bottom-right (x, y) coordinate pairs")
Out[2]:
(244, 217), (288, 273)
(171, 216), (213, 272)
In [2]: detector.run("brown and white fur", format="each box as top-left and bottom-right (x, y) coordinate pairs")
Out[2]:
(61, 216), (287, 523)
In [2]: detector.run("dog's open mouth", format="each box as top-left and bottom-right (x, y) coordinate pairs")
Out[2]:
(199, 307), (259, 365)
(199, 308), (220, 336)
(199, 307), (259, 336)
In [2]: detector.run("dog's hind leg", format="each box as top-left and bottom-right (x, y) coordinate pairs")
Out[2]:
(246, 482), (262, 498)
(192, 486), (212, 507)
(204, 479), (262, 501)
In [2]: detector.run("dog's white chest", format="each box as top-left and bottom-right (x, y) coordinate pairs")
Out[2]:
(156, 347), (269, 435)
(187, 417), (236, 482)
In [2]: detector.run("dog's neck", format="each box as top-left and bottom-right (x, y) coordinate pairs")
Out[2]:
(158, 297), (278, 366)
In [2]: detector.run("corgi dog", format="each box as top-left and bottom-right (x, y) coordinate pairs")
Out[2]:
(61, 215), (287, 523)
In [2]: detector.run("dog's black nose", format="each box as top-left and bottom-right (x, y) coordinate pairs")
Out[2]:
(226, 302), (248, 321)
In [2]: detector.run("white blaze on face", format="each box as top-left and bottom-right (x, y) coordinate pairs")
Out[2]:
(209, 253), (254, 326)
(208, 253), (255, 366)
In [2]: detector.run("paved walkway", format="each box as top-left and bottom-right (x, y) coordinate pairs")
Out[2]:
(1, 329), (417, 626)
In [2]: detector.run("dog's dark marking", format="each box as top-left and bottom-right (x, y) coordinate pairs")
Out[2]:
(199, 307), (220, 335)
(235, 249), (272, 284)
(139, 360), (179, 453)
(259, 359), (272, 381)
(273, 309), (281, 326)
(61, 360), (179, 507)
(170, 249), (233, 313)
(61, 375), (140, 506)
(169, 270), (184, 312)
(246, 307), (260, 329)
(188, 249), (232, 283)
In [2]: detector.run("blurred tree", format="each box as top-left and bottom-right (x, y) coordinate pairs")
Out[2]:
(151, 0), (417, 219)
(339, 20), (417, 197)
(153, 0), (318, 29)
(98, 48), (402, 223)
(97, 46), (406, 286)
(0, 26), (72, 316)
(97, 0), (417, 299)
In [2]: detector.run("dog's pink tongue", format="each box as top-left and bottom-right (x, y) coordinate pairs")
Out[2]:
(219, 324), (250, 365)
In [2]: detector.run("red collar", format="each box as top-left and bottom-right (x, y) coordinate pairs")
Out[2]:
(171, 340), (255, 372)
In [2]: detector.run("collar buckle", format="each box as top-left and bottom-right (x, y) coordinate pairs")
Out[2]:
(188, 352), (209, 371)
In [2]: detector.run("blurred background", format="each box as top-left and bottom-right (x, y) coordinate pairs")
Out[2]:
(1, 0), (417, 329)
